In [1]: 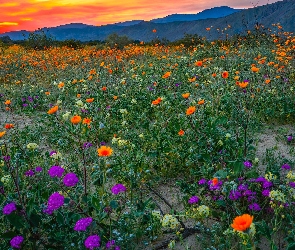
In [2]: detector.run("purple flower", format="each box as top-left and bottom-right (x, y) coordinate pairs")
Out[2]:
(249, 203), (261, 211)
(63, 173), (79, 187)
(22, 103), (28, 107)
(255, 176), (267, 182)
(289, 182), (295, 188)
(44, 192), (64, 215)
(188, 196), (199, 204)
(3, 202), (17, 215)
(25, 169), (35, 177)
(281, 164), (291, 170)
(106, 240), (120, 250)
(21, 97), (26, 102)
(198, 179), (206, 185)
(3, 155), (10, 162)
(10, 235), (24, 249)
(243, 161), (252, 168)
(49, 150), (57, 156)
(208, 180), (223, 191)
(48, 165), (64, 178)
(262, 189), (270, 196)
(74, 217), (93, 231)
(263, 180), (273, 189)
(84, 235), (101, 249)
(35, 166), (43, 172)
(229, 190), (242, 200)
(27, 96), (33, 102)
(83, 142), (93, 149)
(238, 184), (248, 192)
(287, 135), (293, 142)
(111, 183), (127, 195)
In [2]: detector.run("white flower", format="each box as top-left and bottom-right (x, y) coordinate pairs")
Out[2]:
(197, 205), (210, 217)
(62, 112), (71, 120)
(76, 100), (84, 107)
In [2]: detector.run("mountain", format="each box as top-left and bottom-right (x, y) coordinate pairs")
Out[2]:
(150, 6), (241, 23)
(0, 0), (294, 42)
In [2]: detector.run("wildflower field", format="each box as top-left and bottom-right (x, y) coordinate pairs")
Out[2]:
(1, 26), (295, 250)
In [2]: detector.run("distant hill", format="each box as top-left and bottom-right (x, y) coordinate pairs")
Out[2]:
(150, 6), (241, 23)
(0, 0), (294, 42)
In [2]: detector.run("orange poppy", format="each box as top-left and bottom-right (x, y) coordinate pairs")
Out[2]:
(178, 129), (185, 136)
(152, 97), (162, 105)
(97, 146), (113, 157)
(4, 100), (11, 105)
(231, 214), (253, 231)
(86, 98), (94, 103)
(182, 93), (190, 99)
(45, 92), (50, 95)
(251, 67), (260, 73)
(186, 106), (196, 115)
(82, 117), (91, 125)
(5, 124), (14, 129)
(212, 73), (217, 77)
(195, 61), (203, 67)
(198, 99), (205, 105)
(239, 81), (249, 88)
(0, 131), (6, 138)
(188, 77), (196, 82)
(212, 177), (218, 186)
(162, 72), (171, 79)
(265, 79), (271, 84)
(58, 82), (65, 88)
(206, 27), (211, 31)
(71, 115), (82, 124)
(113, 96), (118, 100)
(47, 106), (58, 114)
(152, 29), (157, 33)
(101, 86), (107, 91)
(221, 71), (229, 79)
(77, 94), (81, 98)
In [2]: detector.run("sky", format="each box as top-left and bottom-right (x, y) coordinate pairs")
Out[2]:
(0, 0), (282, 34)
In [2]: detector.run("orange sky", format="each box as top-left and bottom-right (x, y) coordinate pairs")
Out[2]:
(0, 0), (281, 34)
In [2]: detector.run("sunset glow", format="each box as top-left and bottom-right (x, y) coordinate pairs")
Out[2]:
(0, 0), (281, 33)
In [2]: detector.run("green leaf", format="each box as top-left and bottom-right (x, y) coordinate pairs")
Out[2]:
(287, 242), (295, 250)
(7, 214), (26, 229)
(30, 212), (42, 227)
(56, 211), (64, 226)
(1, 231), (18, 239)
(214, 170), (227, 179)
(110, 200), (118, 209)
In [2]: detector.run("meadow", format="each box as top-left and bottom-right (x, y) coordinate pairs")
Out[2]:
(0, 25), (295, 249)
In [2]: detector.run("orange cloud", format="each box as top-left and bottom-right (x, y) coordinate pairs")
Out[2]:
(0, 0), (281, 34)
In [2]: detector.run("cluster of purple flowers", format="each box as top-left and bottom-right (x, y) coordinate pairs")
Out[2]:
(43, 192), (64, 215)
(63, 173), (79, 187)
(48, 165), (64, 178)
(84, 235), (101, 249)
(10, 236), (24, 249)
(21, 95), (39, 108)
(74, 217), (93, 231)
(188, 196), (199, 204)
(111, 184), (127, 195)
(106, 240), (120, 250)
(3, 202), (17, 215)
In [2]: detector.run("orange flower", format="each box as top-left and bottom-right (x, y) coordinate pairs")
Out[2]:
(188, 77), (196, 82)
(182, 93), (190, 99)
(0, 131), (6, 138)
(97, 146), (113, 157)
(58, 82), (64, 88)
(113, 96), (118, 100)
(162, 72), (171, 79)
(4, 100), (11, 105)
(221, 71), (229, 79)
(231, 214), (253, 231)
(195, 61), (203, 67)
(5, 124), (14, 129)
(86, 98), (94, 103)
(251, 67), (260, 73)
(82, 117), (91, 125)
(178, 129), (185, 136)
(47, 106), (58, 114)
(198, 99), (205, 105)
(206, 27), (211, 31)
(212, 177), (218, 186)
(186, 106), (196, 115)
(45, 91), (50, 96)
(101, 86), (107, 91)
(265, 79), (271, 84)
(152, 97), (162, 105)
(71, 115), (82, 124)
(212, 73), (217, 77)
(77, 94), (81, 98)
(152, 29), (157, 33)
(239, 81), (249, 88)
